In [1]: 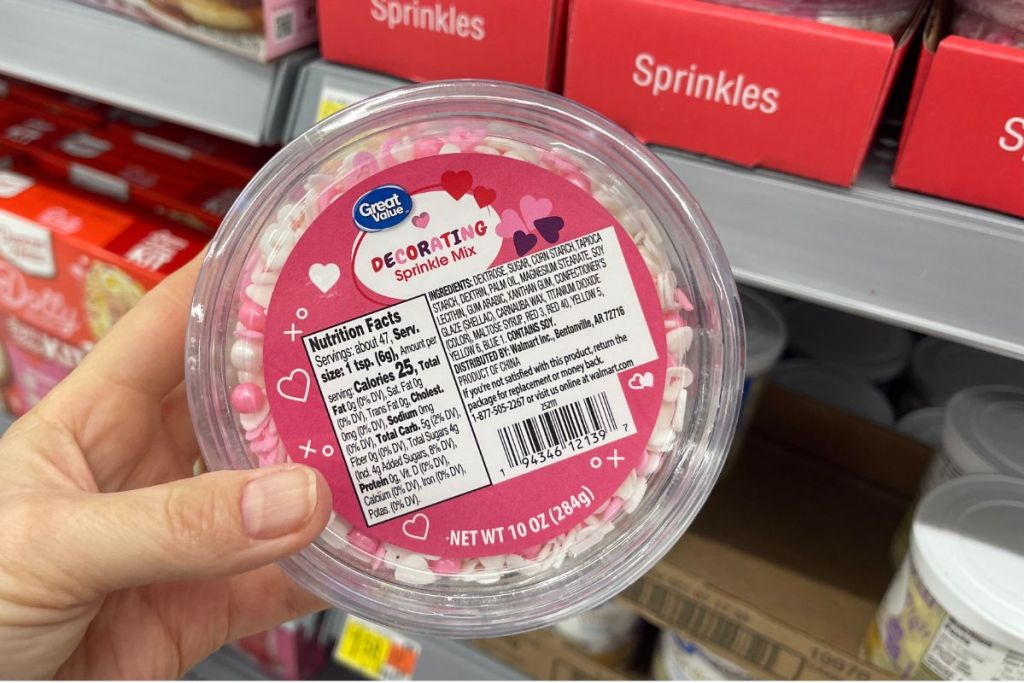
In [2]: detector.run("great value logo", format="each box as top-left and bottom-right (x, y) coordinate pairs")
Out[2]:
(353, 184), (413, 233)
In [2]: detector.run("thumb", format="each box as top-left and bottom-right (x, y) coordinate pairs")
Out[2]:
(53, 465), (332, 594)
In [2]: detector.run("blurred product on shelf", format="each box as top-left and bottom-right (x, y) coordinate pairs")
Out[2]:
(894, 406), (944, 447)
(699, 0), (919, 34)
(564, 0), (923, 186)
(0, 76), (108, 127)
(0, 104), (243, 231)
(233, 615), (328, 679)
(69, 0), (317, 62)
(318, 0), (568, 89)
(893, 0), (1024, 217)
(907, 336), (1024, 407)
(785, 301), (912, 384)
(952, 0), (1024, 47)
(770, 360), (895, 425)
(0, 168), (207, 414)
(864, 475), (1024, 680)
(727, 286), (787, 464)
(653, 629), (752, 680)
(917, 385), (1024, 493)
(553, 600), (644, 667)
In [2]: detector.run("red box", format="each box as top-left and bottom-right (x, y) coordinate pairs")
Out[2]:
(564, 0), (923, 187)
(318, 0), (569, 89)
(0, 75), (110, 128)
(0, 107), (242, 232)
(892, 3), (1024, 217)
(0, 169), (207, 414)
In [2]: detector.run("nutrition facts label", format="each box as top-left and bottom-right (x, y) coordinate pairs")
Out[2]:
(923, 618), (1024, 681)
(303, 227), (656, 526)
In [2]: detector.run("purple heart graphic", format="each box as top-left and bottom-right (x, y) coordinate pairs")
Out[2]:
(513, 230), (538, 257)
(534, 216), (564, 244)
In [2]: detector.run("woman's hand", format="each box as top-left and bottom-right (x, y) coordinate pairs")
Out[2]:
(0, 255), (332, 679)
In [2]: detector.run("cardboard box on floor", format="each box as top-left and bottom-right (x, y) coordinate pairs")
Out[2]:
(475, 629), (633, 681)
(621, 384), (932, 680)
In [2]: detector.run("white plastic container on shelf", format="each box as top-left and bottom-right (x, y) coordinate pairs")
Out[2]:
(908, 337), (1024, 408)
(653, 629), (752, 680)
(727, 286), (787, 462)
(553, 600), (643, 666)
(785, 302), (912, 385)
(918, 386), (1024, 493)
(895, 407), (944, 448)
(770, 360), (895, 426)
(865, 475), (1024, 680)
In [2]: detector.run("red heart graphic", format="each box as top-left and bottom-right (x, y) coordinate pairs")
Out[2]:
(441, 170), (473, 200)
(473, 186), (496, 208)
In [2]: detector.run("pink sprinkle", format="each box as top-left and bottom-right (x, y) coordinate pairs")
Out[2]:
(413, 138), (443, 158)
(244, 413), (273, 440)
(520, 544), (543, 560)
(601, 497), (624, 522)
(257, 450), (284, 467)
(234, 327), (264, 340)
(674, 288), (695, 312)
(239, 301), (266, 332)
(637, 451), (650, 473)
(565, 172), (591, 193)
(541, 151), (576, 175)
(348, 529), (381, 555)
(370, 545), (386, 571)
(231, 382), (265, 413)
(250, 433), (280, 454)
(428, 557), (462, 574)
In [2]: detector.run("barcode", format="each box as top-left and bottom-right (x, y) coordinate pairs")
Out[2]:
(498, 392), (617, 468)
(273, 10), (296, 41)
(623, 581), (804, 679)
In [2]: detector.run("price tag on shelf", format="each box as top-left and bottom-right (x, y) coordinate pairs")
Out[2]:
(334, 614), (421, 680)
(315, 85), (354, 122)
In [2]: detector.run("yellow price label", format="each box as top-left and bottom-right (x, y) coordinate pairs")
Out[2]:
(315, 85), (353, 122)
(335, 615), (420, 680)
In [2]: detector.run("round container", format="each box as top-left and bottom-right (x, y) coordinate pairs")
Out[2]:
(770, 360), (895, 425)
(727, 286), (787, 463)
(699, 0), (919, 34)
(865, 475), (1024, 679)
(554, 600), (643, 666)
(653, 630), (752, 680)
(186, 81), (743, 636)
(909, 337), (1024, 408)
(954, 0), (1024, 45)
(918, 385), (1024, 494)
(895, 407), (944, 448)
(786, 302), (912, 384)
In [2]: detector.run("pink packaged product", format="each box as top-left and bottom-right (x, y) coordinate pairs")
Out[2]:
(186, 81), (743, 636)
(70, 0), (317, 62)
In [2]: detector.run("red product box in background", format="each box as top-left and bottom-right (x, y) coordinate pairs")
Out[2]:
(892, 3), (1024, 217)
(0, 106), (242, 232)
(564, 0), (924, 187)
(0, 76), (110, 128)
(318, 0), (569, 89)
(0, 169), (207, 414)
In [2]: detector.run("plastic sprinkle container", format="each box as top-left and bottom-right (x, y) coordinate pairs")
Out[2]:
(553, 600), (643, 665)
(865, 475), (1024, 680)
(953, 0), (1024, 47)
(653, 630), (753, 680)
(186, 81), (743, 636)
(770, 360), (895, 425)
(700, 0), (920, 34)
(908, 337), (1024, 408)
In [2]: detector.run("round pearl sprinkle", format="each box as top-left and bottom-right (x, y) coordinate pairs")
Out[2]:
(230, 382), (265, 413)
(238, 302), (267, 332)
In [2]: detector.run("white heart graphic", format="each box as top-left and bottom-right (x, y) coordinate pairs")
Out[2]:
(627, 371), (655, 390)
(308, 263), (340, 293)
(276, 368), (310, 403)
(402, 513), (430, 541)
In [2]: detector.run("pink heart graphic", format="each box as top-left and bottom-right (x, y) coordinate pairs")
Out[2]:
(520, 195), (553, 226)
(411, 212), (430, 229)
(496, 208), (526, 238)
(402, 513), (430, 541)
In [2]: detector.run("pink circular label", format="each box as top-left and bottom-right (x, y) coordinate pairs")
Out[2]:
(265, 154), (667, 557)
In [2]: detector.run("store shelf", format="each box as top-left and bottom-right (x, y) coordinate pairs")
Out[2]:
(0, 0), (312, 144)
(657, 148), (1024, 361)
(285, 60), (406, 140)
(185, 648), (269, 681)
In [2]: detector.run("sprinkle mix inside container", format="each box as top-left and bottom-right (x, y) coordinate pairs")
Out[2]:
(187, 81), (742, 636)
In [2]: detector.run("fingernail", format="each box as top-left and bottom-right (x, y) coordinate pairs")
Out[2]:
(241, 467), (317, 539)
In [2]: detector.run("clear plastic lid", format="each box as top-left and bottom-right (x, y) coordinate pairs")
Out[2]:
(739, 286), (787, 378)
(699, 0), (920, 33)
(770, 359), (895, 425)
(186, 81), (743, 636)
(786, 302), (912, 383)
(911, 337), (1024, 406)
(955, 0), (1024, 37)
(912, 475), (1024, 652)
(941, 386), (1024, 478)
